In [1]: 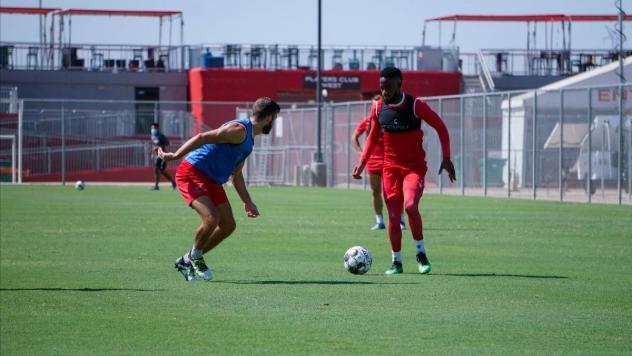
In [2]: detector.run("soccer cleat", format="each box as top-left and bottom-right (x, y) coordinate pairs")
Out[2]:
(416, 252), (432, 274)
(190, 255), (213, 281)
(174, 256), (195, 281)
(371, 222), (386, 230)
(400, 220), (406, 230)
(149, 186), (160, 191)
(385, 261), (403, 275)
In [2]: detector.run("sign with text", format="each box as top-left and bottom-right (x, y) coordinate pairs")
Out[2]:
(303, 74), (361, 90)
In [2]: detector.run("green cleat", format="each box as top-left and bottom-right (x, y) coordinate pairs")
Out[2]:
(416, 252), (432, 274)
(385, 261), (403, 275)
(190, 255), (213, 281)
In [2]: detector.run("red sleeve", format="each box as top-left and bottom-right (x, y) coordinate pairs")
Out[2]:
(359, 101), (382, 165)
(414, 98), (451, 158)
(354, 115), (369, 135)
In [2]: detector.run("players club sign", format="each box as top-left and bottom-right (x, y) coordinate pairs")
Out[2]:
(303, 74), (361, 90)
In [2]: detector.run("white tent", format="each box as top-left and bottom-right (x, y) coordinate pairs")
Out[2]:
(500, 56), (632, 188)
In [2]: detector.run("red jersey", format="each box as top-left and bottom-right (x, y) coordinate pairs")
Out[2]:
(360, 93), (451, 172)
(354, 115), (384, 159)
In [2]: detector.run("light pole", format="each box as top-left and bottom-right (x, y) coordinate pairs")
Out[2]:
(310, 0), (327, 186)
(316, 0), (323, 163)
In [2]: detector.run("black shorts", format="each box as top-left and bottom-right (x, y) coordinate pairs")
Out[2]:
(155, 158), (167, 170)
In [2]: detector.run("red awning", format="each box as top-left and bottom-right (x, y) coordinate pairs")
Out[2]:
(57, 9), (181, 17)
(0, 7), (60, 15)
(426, 14), (632, 22)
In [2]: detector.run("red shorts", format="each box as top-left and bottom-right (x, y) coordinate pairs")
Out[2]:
(366, 156), (384, 176)
(176, 160), (228, 206)
(381, 166), (426, 202)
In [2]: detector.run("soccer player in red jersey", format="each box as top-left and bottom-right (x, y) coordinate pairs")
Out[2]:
(353, 67), (456, 275)
(351, 94), (406, 231)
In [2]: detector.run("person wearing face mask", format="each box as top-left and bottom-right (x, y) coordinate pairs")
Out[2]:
(149, 123), (177, 191)
(158, 97), (280, 282)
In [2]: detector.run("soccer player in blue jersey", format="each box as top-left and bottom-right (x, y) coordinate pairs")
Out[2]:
(158, 97), (280, 281)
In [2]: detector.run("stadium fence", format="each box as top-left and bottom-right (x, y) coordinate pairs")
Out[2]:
(0, 83), (630, 205)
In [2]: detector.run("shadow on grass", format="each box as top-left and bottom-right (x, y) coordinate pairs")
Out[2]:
(215, 280), (417, 285)
(431, 273), (568, 279)
(0, 287), (166, 292)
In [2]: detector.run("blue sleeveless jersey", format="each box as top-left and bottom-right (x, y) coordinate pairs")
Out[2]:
(184, 118), (253, 184)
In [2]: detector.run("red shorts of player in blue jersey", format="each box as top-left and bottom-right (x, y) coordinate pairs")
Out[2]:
(175, 160), (228, 206)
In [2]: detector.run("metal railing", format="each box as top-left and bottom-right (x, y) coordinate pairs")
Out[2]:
(271, 83), (631, 205)
(1, 85), (629, 204)
(480, 48), (632, 77)
(1, 41), (479, 73)
(0, 42), (188, 72)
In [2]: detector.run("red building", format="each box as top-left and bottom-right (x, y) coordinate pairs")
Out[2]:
(189, 68), (462, 129)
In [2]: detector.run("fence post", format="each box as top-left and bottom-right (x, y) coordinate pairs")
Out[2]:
(61, 100), (66, 186)
(507, 93), (512, 199)
(460, 96), (465, 196)
(346, 103), (351, 189)
(328, 103), (334, 187)
(618, 83), (623, 205)
(153, 101), (159, 125)
(559, 89), (564, 202)
(96, 145), (100, 171)
(17, 100), (23, 184)
(483, 94), (487, 197)
(438, 97), (444, 194)
(532, 91), (537, 200)
(587, 88), (592, 204)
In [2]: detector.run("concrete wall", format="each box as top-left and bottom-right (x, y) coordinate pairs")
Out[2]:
(0, 70), (188, 101)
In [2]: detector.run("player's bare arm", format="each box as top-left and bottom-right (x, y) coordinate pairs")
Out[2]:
(159, 123), (246, 162)
(351, 131), (363, 153)
(353, 106), (380, 179)
(231, 160), (259, 217)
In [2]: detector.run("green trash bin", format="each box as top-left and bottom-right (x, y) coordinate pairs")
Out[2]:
(479, 157), (506, 187)
(0, 161), (12, 182)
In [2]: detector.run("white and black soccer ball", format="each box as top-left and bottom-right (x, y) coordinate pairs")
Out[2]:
(343, 246), (372, 275)
(74, 180), (85, 191)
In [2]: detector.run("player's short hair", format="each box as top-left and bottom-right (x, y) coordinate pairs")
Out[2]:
(151, 122), (159, 128)
(380, 66), (402, 80)
(252, 97), (281, 120)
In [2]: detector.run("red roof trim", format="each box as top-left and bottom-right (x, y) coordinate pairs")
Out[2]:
(57, 9), (181, 17)
(0, 7), (60, 15)
(426, 14), (632, 22)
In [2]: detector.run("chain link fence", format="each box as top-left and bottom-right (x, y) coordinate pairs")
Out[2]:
(265, 84), (631, 205)
(1, 84), (630, 204)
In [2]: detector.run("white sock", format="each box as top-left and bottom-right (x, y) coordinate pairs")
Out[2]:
(414, 240), (426, 254)
(190, 247), (203, 259)
(392, 251), (402, 262)
(376, 214), (384, 224)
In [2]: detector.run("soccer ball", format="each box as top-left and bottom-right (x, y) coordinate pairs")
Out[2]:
(74, 180), (85, 190)
(343, 246), (372, 275)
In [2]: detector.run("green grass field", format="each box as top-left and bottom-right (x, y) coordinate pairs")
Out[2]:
(1, 185), (631, 354)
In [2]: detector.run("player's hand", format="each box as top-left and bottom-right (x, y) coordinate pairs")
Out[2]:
(245, 201), (260, 218)
(158, 147), (176, 162)
(439, 158), (456, 183)
(352, 163), (365, 180)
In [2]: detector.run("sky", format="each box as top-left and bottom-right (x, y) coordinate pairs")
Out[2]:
(0, 0), (631, 53)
